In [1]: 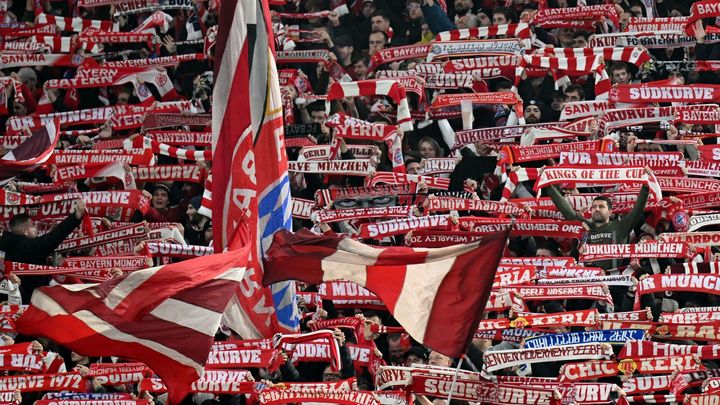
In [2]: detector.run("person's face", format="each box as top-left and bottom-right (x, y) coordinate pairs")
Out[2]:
(353, 60), (368, 79)
(550, 97), (564, 111)
(405, 353), (425, 366)
(70, 351), (87, 363)
(362, 1), (376, 18)
(524, 105), (541, 123)
(456, 14), (477, 28)
(368, 33), (386, 56)
(388, 340), (409, 362)
(565, 90), (582, 103)
(13, 103), (26, 116)
(322, 365), (341, 381)
(371, 16), (389, 32)
(637, 142), (663, 153)
(630, 5), (643, 17)
(428, 351), (452, 367)
(476, 12), (491, 26)
(558, 28), (574, 46)
(186, 205), (201, 224)
(670, 9), (683, 18)
(116, 92), (130, 105)
(669, 72), (685, 85)
(590, 199), (611, 224)
(23, 76), (37, 91)
(152, 189), (170, 209)
(406, 162), (421, 175)
(363, 315), (382, 341)
(20, 220), (38, 238)
(612, 68), (629, 85)
(454, 0), (472, 13)
(492, 12), (507, 25)
(337, 44), (353, 61)
(204, 226), (213, 243)
(573, 36), (588, 48)
(536, 248), (554, 257)
(419, 141), (437, 158)
(407, 2), (422, 19)
(310, 110), (327, 124)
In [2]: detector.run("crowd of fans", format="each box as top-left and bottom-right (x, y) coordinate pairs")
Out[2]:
(2, 0), (720, 402)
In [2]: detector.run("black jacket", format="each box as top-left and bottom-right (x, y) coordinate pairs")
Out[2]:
(0, 213), (81, 301)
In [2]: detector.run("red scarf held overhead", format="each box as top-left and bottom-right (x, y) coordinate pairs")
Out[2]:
(685, 0), (720, 36)
(534, 165), (662, 201)
(610, 83), (720, 103)
(500, 140), (614, 165)
(531, 4), (619, 27)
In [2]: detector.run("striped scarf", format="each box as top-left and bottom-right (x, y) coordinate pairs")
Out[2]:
(516, 54), (610, 100)
(325, 80), (412, 132)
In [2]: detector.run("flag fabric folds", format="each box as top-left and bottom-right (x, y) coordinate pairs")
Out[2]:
(15, 245), (250, 404)
(0, 119), (60, 181)
(212, 0), (298, 337)
(262, 228), (511, 358)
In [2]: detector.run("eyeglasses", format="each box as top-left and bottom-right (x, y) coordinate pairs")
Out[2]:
(406, 4), (420, 10)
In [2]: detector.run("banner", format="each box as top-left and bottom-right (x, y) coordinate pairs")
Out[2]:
(580, 243), (688, 262)
(483, 343), (613, 373)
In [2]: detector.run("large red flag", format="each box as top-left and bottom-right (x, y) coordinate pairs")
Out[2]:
(212, 0), (298, 336)
(15, 245), (249, 404)
(262, 229), (510, 358)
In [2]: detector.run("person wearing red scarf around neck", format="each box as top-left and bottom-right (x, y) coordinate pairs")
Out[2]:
(143, 183), (188, 223)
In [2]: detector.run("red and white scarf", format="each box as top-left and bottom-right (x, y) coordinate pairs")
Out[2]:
(365, 172), (450, 190)
(580, 242), (688, 262)
(325, 80), (412, 131)
(626, 16), (688, 32)
(636, 274), (720, 309)
(685, 0), (720, 36)
(36, 13), (117, 32)
(535, 166), (662, 201)
(561, 356), (701, 382)
(542, 46), (650, 67)
(325, 112), (404, 172)
(52, 161), (136, 189)
(62, 255), (150, 270)
(458, 218), (586, 239)
(314, 206), (411, 223)
(55, 223), (147, 253)
(609, 83), (720, 103)
(367, 44), (431, 72)
(477, 309), (598, 331)
(483, 343), (613, 373)
(531, 4), (619, 28)
(131, 165), (206, 183)
(288, 160), (374, 176)
(359, 215), (449, 239)
(502, 135), (610, 161)
(273, 330), (342, 372)
(435, 23), (530, 41)
(621, 340), (720, 360)
(426, 39), (522, 61)
(275, 49), (351, 82)
(517, 54), (610, 99)
(127, 136), (211, 161)
(502, 284), (613, 304)
(0, 373), (84, 392)
(426, 197), (526, 216)
(145, 242), (213, 259)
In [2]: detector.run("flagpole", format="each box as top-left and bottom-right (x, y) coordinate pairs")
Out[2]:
(446, 356), (464, 403)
